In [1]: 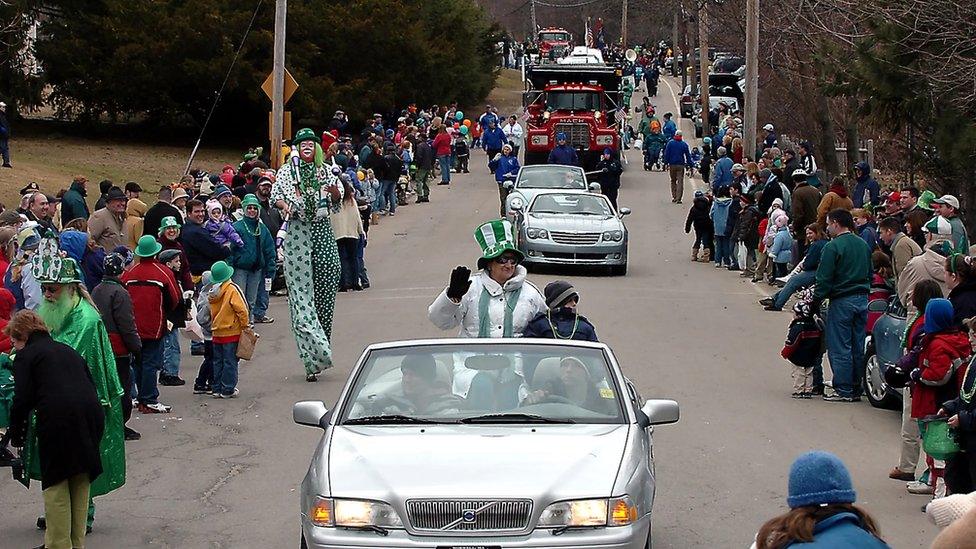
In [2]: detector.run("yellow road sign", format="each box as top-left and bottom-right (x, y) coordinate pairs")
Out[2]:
(262, 69), (299, 104)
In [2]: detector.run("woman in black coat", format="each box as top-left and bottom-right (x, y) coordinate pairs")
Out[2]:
(946, 255), (976, 327)
(7, 310), (104, 549)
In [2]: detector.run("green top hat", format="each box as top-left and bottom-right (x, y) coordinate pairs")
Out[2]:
(918, 190), (936, 211)
(135, 234), (163, 258)
(210, 260), (234, 284)
(294, 128), (320, 144)
(33, 253), (82, 285)
(158, 216), (180, 235)
(474, 219), (523, 269)
(241, 194), (261, 210)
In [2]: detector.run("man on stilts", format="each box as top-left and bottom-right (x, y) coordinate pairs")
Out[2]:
(271, 128), (343, 382)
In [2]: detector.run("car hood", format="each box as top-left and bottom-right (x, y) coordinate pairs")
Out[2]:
(327, 424), (628, 499)
(527, 213), (620, 231)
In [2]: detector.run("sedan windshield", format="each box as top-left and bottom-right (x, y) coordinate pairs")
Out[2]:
(340, 343), (625, 424)
(516, 167), (586, 189)
(530, 193), (614, 216)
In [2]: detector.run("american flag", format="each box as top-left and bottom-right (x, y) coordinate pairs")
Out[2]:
(585, 18), (593, 48)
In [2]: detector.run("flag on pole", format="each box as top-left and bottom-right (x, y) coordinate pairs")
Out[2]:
(585, 18), (593, 48)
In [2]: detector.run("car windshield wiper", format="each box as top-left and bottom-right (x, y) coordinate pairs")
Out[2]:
(460, 413), (575, 424)
(344, 414), (448, 425)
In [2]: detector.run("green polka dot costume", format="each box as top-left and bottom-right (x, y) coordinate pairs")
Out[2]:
(272, 153), (343, 375)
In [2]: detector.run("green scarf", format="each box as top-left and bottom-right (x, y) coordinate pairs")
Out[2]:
(478, 285), (522, 338)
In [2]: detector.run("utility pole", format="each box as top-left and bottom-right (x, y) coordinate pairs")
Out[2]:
(672, 12), (679, 77)
(621, 0), (628, 46)
(270, 0), (286, 169)
(743, 0), (759, 159)
(698, 6), (710, 137)
(530, 0), (537, 37)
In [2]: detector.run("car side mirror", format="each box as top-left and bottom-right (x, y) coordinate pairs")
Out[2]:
(293, 400), (330, 428)
(503, 180), (515, 191)
(510, 197), (524, 211)
(636, 399), (680, 428)
(618, 207), (632, 216)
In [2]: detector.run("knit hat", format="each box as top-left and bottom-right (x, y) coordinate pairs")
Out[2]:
(212, 185), (231, 199)
(926, 492), (976, 528)
(134, 235), (163, 258)
(775, 214), (789, 228)
(241, 194), (261, 210)
(694, 190), (704, 198)
(919, 190), (937, 211)
(544, 280), (578, 309)
(923, 216), (953, 236)
(474, 219), (523, 269)
(158, 216), (180, 235)
(172, 187), (189, 202)
(787, 451), (857, 508)
(791, 168), (809, 181)
(103, 252), (128, 277)
(924, 298), (955, 333)
(158, 248), (181, 264)
(206, 199), (223, 214)
(210, 260), (234, 284)
(16, 225), (40, 250)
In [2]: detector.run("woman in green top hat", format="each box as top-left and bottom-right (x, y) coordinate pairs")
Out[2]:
(428, 218), (546, 338)
(271, 128), (343, 382)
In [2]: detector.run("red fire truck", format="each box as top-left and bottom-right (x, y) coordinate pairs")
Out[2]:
(521, 62), (623, 169)
(537, 27), (572, 61)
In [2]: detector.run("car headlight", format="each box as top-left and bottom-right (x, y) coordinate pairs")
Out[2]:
(537, 496), (637, 528)
(309, 497), (403, 529)
(526, 228), (548, 239)
(596, 135), (614, 146)
(603, 230), (623, 242)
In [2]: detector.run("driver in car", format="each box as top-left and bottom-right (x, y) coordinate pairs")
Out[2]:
(372, 355), (462, 415)
(522, 357), (614, 414)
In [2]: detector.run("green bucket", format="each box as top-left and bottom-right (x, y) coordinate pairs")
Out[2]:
(921, 418), (961, 461)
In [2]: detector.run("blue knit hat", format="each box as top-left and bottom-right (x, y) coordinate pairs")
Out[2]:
(787, 451), (856, 508)
(924, 298), (955, 334)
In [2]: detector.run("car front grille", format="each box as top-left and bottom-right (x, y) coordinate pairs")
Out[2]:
(540, 251), (610, 260)
(406, 499), (532, 532)
(554, 123), (590, 147)
(550, 230), (602, 245)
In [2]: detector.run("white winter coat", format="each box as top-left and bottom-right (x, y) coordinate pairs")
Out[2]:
(428, 266), (546, 338)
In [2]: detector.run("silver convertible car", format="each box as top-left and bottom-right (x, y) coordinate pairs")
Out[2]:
(512, 191), (630, 275)
(504, 164), (590, 221)
(294, 339), (679, 549)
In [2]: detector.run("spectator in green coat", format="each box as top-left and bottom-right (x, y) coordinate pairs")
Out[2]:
(60, 176), (91, 227)
(230, 194), (276, 323)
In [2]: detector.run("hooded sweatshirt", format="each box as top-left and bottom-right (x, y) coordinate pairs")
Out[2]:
(123, 198), (148, 251)
(710, 197), (734, 236)
(852, 161), (880, 208)
(912, 298), (970, 418)
(817, 184), (854, 226)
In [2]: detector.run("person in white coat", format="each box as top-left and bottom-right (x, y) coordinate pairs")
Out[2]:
(428, 219), (547, 404)
(502, 115), (525, 159)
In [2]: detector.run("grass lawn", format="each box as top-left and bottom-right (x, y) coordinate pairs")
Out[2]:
(485, 68), (524, 117)
(0, 135), (239, 209)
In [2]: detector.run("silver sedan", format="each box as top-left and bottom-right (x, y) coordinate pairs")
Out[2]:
(294, 339), (679, 549)
(512, 191), (630, 275)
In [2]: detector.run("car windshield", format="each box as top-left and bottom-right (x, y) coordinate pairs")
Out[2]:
(539, 32), (569, 42)
(530, 193), (614, 216)
(339, 343), (625, 425)
(516, 167), (586, 189)
(546, 91), (601, 111)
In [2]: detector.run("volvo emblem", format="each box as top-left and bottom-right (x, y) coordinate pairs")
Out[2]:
(461, 509), (477, 523)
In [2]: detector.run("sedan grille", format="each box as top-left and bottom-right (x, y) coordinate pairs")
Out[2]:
(554, 123), (590, 147)
(406, 499), (532, 532)
(550, 230), (602, 245)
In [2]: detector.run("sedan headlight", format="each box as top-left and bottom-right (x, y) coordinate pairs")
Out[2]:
(309, 497), (403, 529)
(526, 228), (548, 239)
(538, 496), (637, 528)
(603, 230), (623, 242)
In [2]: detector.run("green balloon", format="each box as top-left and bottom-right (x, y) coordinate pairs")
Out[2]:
(459, 125), (469, 135)
(455, 111), (464, 121)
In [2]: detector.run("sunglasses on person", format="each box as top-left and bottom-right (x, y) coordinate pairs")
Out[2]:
(41, 284), (62, 295)
(494, 255), (519, 265)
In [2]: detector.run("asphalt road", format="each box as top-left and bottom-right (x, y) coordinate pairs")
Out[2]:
(3, 82), (936, 548)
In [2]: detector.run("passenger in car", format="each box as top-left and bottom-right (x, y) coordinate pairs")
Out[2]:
(523, 357), (613, 414)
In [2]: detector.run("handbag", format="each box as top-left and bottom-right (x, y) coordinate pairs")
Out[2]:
(236, 327), (259, 361)
(181, 300), (204, 342)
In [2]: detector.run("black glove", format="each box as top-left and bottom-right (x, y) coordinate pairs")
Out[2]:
(446, 266), (472, 301)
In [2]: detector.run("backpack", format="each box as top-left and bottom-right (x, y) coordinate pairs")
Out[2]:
(781, 317), (823, 368)
(650, 119), (662, 133)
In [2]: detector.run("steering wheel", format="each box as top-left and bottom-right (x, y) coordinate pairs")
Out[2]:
(535, 394), (576, 405)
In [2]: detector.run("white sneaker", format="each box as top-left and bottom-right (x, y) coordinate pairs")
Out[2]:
(141, 402), (172, 414)
(219, 388), (240, 399)
(907, 480), (934, 495)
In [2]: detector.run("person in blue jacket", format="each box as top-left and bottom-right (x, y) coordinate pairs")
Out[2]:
(489, 144), (521, 216)
(852, 161), (880, 208)
(523, 281), (598, 341)
(711, 146), (734, 191)
(753, 451), (890, 548)
(663, 130), (692, 203)
(230, 194), (277, 323)
(661, 112), (677, 141)
(481, 119), (507, 173)
(547, 132), (579, 166)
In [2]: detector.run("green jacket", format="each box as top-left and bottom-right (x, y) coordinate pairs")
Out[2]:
(231, 217), (277, 279)
(60, 180), (90, 227)
(814, 231), (872, 302)
(946, 215), (970, 254)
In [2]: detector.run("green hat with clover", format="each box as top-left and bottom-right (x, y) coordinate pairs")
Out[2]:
(918, 190), (936, 211)
(474, 219), (523, 269)
(31, 236), (83, 284)
(293, 128), (319, 144)
(158, 216), (180, 235)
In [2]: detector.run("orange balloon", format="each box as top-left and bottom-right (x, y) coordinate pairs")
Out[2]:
(463, 119), (472, 127)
